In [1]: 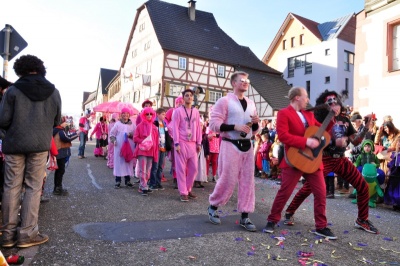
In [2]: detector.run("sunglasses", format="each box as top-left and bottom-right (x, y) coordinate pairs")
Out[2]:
(325, 97), (337, 106)
(238, 78), (250, 84)
(145, 113), (153, 116)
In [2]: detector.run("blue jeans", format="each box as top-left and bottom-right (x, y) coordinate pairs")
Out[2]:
(149, 151), (166, 187)
(78, 132), (87, 156)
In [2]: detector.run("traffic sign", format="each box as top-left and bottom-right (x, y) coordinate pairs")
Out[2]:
(0, 24), (28, 61)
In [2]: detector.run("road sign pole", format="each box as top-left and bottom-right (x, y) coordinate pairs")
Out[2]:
(2, 24), (11, 79)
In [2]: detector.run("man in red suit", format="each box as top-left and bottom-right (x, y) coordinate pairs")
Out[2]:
(263, 87), (340, 239)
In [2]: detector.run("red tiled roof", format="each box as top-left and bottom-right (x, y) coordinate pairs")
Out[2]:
(291, 13), (322, 40)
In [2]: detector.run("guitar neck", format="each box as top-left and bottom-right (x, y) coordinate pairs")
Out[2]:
(314, 110), (335, 138)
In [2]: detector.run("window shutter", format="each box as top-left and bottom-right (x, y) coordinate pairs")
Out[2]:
(205, 90), (209, 101)
(165, 83), (170, 96)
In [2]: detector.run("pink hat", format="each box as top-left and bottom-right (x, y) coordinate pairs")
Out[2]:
(121, 107), (131, 115)
(175, 96), (184, 105)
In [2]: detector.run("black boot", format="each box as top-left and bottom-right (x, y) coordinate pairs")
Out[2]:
(53, 186), (69, 196)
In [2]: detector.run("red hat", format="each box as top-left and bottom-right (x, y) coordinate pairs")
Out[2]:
(141, 99), (153, 108)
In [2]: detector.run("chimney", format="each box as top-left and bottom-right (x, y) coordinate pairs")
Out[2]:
(188, 0), (196, 21)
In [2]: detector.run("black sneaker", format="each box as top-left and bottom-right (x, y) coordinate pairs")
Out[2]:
(148, 185), (158, 191)
(138, 189), (148, 196)
(207, 206), (221, 225)
(263, 221), (276, 233)
(53, 187), (69, 196)
(240, 218), (257, 232)
(284, 213), (294, 226)
(314, 227), (337, 239)
(147, 188), (153, 193)
(125, 181), (133, 188)
(157, 184), (165, 190)
(355, 218), (379, 234)
(326, 193), (335, 199)
(114, 182), (121, 189)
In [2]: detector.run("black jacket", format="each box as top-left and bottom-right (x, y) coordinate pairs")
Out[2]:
(0, 74), (61, 154)
(154, 120), (172, 151)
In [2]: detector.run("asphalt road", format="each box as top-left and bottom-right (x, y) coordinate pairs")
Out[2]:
(1, 140), (399, 266)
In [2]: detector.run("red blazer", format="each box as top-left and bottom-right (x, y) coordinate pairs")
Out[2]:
(277, 105), (334, 169)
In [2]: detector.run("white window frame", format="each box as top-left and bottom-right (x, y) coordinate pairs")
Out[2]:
(169, 84), (185, 97)
(217, 65), (225, 77)
(178, 57), (187, 70)
(209, 91), (222, 103)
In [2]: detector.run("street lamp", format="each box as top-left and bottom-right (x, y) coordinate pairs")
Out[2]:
(155, 89), (161, 108)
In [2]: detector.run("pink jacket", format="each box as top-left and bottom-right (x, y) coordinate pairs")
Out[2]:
(90, 122), (108, 139)
(133, 107), (159, 162)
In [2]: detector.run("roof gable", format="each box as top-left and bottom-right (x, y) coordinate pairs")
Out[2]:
(123, 0), (280, 75)
(99, 68), (118, 94)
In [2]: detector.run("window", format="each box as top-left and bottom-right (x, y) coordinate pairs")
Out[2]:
(139, 22), (145, 32)
(178, 57), (187, 70)
(146, 60), (151, 73)
(144, 40), (151, 51)
(209, 91), (222, 103)
(291, 37), (295, 48)
(388, 21), (400, 71)
(217, 65), (225, 77)
(300, 34), (304, 45)
(345, 78), (349, 91)
(169, 84), (185, 96)
(306, 81), (310, 96)
(288, 57), (295, 78)
(135, 66), (140, 78)
(288, 53), (312, 76)
(305, 53), (312, 74)
(325, 76), (330, 84)
(282, 40), (287, 50)
(132, 49), (137, 58)
(133, 91), (140, 103)
(327, 25), (340, 35)
(344, 50), (354, 71)
(325, 49), (330, 56)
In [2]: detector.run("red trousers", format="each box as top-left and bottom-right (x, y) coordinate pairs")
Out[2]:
(286, 156), (370, 221)
(206, 152), (218, 176)
(267, 167), (327, 229)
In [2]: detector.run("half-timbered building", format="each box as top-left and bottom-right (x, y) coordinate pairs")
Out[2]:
(107, 0), (290, 119)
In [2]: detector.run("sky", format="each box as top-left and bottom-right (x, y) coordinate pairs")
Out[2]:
(1, 0), (364, 116)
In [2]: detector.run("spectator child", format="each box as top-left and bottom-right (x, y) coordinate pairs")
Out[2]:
(259, 133), (272, 178)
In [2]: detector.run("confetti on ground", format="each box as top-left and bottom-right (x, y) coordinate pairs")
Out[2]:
(343, 230), (349, 234)
(194, 233), (202, 237)
(188, 256), (196, 260)
(235, 237), (243, 241)
(159, 246), (167, 252)
(247, 251), (255, 256)
(383, 237), (394, 241)
(357, 257), (373, 264)
(331, 250), (341, 258)
(358, 243), (368, 247)
(246, 237), (252, 242)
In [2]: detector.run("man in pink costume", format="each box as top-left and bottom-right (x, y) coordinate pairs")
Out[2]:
(172, 89), (202, 202)
(207, 71), (260, 232)
(263, 87), (340, 239)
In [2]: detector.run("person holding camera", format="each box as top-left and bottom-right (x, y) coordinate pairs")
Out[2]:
(53, 116), (79, 196)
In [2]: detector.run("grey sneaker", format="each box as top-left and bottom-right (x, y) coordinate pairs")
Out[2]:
(240, 218), (257, 232)
(207, 206), (221, 225)
(284, 213), (294, 226)
(17, 233), (49, 248)
(263, 221), (276, 234)
(114, 182), (121, 189)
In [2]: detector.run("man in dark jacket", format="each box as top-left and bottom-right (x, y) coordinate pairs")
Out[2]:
(0, 55), (62, 248)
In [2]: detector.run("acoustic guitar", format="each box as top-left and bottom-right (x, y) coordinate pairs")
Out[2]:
(286, 108), (335, 174)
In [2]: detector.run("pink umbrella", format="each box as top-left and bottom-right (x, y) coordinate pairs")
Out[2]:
(117, 102), (139, 115)
(93, 101), (121, 113)
(93, 101), (139, 115)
